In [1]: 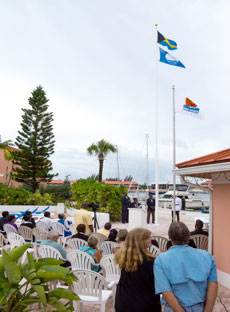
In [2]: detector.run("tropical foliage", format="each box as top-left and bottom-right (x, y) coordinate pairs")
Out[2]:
(0, 139), (15, 186)
(13, 86), (57, 193)
(87, 139), (117, 182)
(40, 183), (71, 203)
(0, 244), (79, 311)
(0, 184), (54, 205)
(71, 179), (126, 221)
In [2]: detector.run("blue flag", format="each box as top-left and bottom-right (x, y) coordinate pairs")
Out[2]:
(159, 47), (185, 68)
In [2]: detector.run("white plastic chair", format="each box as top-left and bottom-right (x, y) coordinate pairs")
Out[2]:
(7, 232), (25, 249)
(32, 227), (47, 244)
(36, 221), (49, 232)
(66, 250), (100, 271)
(67, 238), (87, 250)
(151, 236), (168, 252)
(3, 224), (17, 236)
(101, 241), (116, 255)
(18, 226), (33, 242)
(72, 269), (113, 312)
(148, 245), (161, 257)
(52, 222), (68, 246)
(0, 233), (5, 254)
(90, 233), (107, 248)
(38, 245), (64, 260)
(69, 223), (76, 235)
(190, 234), (208, 251)
(100, 254), (120, 306)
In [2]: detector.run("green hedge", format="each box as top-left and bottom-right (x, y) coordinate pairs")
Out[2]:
(71, 179), (127, 221)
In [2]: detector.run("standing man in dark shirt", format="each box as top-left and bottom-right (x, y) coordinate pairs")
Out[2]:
(121, 193), (130, 223)
(0, 211), (9, 232)
(146, 194), (155, 224)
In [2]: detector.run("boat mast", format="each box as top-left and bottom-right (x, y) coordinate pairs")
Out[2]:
(146, 134), (149, 192)
(116, 145), (120, 181)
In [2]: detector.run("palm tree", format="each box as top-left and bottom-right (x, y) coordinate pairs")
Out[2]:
(87, 139), (117, 182)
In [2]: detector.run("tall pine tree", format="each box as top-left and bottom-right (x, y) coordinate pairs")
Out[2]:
(13, 86), (56, 192)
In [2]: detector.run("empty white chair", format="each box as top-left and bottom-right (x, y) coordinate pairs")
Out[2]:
(72, 269), (113, 312)
(90, 233), (107, 248)
(100, 241), (116, 255)
(148, 245), (161, 257)
(100, 254), (120, 306)
(7, 232), (25, 250)
(3, 224), (17, 236)
(151, 236), (168, 252)
(52, 222), (67, 246)
(32, 227), (47, 244)
(67, 250), (100, 271)
(67, 238), (87, 250)
(69, 223), (76, 234)
(38, 245), (64, 260)
(36, 221), (49, 232)
(190, 234), (208, 251)
(18, 226), (33, 242)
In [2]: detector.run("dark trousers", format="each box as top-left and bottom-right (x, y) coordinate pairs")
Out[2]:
(122, 207), (129, 223)
(172, 211), (180, 222)
(147, 210), (155, 224)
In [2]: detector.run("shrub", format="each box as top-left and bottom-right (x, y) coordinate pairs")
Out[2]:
(40, 183), (71, 203)
(71, 179), (127, 221)
(0, 184), (30, 205)
(27, 191), (54, 205)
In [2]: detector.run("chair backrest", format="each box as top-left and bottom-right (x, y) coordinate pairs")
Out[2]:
(72, 269), (107, 301)
(32, 227), (47, 243)
(67, 238), (87, 250)
(38, 245), (64, 260)
(8, 232), (25, 249)
(90, 232), (107, 247)
(66, 250), (94, 270)
(151, 236), (168, 252)
(69, 223), (76, 234)
(0, 233), (5, 247)
(191, 234), (208, 251)
(36, 221), (49, 232)
(3, 224), (18, 235)
(52, 222), (65, 237)
(100, 254), (120, 282)
(148, 245), (161, 257)
(100, 241), (116, 255)
(18, 226), (33, 241)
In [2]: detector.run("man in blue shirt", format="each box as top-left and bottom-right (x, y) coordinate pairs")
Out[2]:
(154, 222), (218, 312)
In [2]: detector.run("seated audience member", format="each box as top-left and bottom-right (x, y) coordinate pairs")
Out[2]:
(23, 211), (36, 227)
(154, 222), (217, 312)
(21, 213), (36, 229)
(113, 229), (128, 253)
(97, 222), (111, 237)
(7, 215), (18, 231)
(71, 224), (89, 241)
(57, 213), (72, 237)
(106, 229), (118, 242)
(191, 219), (208, 236)
(79, 236), (102, 272)
(114, 228), (161, 312)
(0, 211), (10, 232)
(42, 211), (53, 230)
(40, 230), (66, 260)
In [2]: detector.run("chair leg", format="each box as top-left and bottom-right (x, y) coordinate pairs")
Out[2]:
(79, 302), (84, 312)
(100, 302), (106, 312)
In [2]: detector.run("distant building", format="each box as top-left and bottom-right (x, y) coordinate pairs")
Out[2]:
(0, 146), (21, 187)
(104, 180), (139, 190)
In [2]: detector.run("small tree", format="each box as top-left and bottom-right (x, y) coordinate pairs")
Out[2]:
(13, 86), (57, 192)
(124, 175), (133, 181)
(87, 139), (117, 182)
(0, 140), (14, 186)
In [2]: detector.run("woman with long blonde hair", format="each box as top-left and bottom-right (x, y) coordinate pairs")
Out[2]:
(114, 228), (161, 312)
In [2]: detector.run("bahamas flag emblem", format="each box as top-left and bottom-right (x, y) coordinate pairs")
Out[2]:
(159, 48), (185, 68)
(157, 31), (177, 50)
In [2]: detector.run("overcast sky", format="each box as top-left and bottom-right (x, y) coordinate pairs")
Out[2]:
(0, 0), (229, 183)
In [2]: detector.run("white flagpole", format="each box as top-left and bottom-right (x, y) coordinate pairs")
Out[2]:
(154, 24), (159, 224)
(172, 85), (176, 222)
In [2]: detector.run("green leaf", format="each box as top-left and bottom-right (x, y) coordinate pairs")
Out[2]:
(48, 288), (79, 300)
(34, 285), (47, 305)
(2, 249), (21, 284)
(27, 251), (36, 270)
(40, 265), (69, 275)
(0, 244), (31, 276)
(47, 297), (68, 311)
(36, 258), (64, 270)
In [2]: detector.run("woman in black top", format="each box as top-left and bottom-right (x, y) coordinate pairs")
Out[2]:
(114, 228), (161, 312)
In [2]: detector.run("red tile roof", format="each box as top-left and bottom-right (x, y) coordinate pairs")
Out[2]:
(176, 148), (230, 169)
(104, 180), (138, 185)
(47, 180), (64, 184)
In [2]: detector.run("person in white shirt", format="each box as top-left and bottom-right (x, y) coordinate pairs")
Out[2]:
(42, 211), (53, 230)
(171, 196), (182, 222)
(97, 222), (111, 237)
